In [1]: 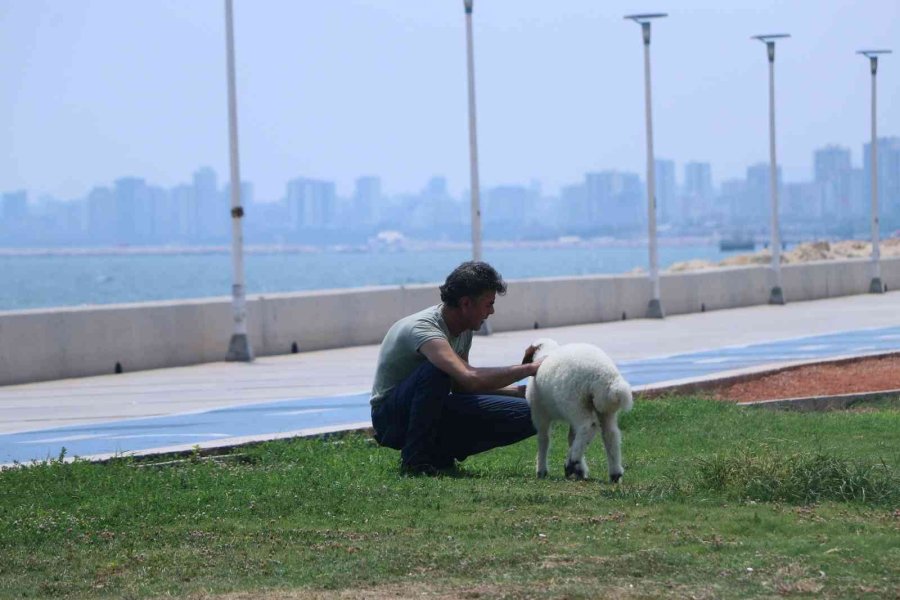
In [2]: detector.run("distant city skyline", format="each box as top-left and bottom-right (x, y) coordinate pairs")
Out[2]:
(1, 133), (893, 203)
(2, 1), (898, 201)
(3, 138), (898, 248)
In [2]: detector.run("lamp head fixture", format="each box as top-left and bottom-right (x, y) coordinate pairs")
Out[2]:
(752, 34), (790, 61)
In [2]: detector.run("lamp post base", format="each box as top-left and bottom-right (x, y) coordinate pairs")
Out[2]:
(768, 286), (785, 305)
(869, 277), (885, 294)
(646, 298), (665, 319)
(226, 333), (254, 362)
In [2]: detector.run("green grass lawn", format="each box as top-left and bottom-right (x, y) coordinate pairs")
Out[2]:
(1, 397), (898, 599)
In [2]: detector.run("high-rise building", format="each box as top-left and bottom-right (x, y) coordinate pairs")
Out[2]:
(170, 184), (195, 239)
(1, 190), (28, 222)
(584, 171), (643, 230)
(783, 182), (823, 221)
(744, 163), (782, 225)
(411, 175), (463, 232)
(485, 185), (534, 226)
(683, 162), (713, 223)
(87, 187), (115, 242)
(719, 178), (747, 227)
(814, 145), (854, 219)
(193, 167), (226, 241)
(654, 159), (676, 224)
(354, 176), (382, 226)
(149, 185), (174, 242)
(560, 183), (587, 232)
(286, 177), (337, 229)
(863, 136), (900, 224)
(424, 176), (448, 198)
(114, 177), (150, 244)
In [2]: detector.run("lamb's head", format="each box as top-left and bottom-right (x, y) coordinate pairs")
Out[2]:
(522, 337), (559, 364)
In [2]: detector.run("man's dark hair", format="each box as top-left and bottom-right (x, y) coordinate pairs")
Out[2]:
(439, 261), (507, 307)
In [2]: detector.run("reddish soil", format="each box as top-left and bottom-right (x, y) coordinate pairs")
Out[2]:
(710, 353), (900, 403)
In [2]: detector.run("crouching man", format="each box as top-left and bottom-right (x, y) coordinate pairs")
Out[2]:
(370, 261), (542, 475)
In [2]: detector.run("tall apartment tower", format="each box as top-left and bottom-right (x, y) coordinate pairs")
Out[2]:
(114, 177), (151, 244)
(193, 167), (226, 241)
(286, 177), (337, 229)
(863, 136), (900, 225)
(814, 145), (854, 219)
(745, 163), (781, 225)
(1, 190), (28, 222)
(353, 176), (382, 227)
(87, 187), (116, 242)
(584, 171), (644, 230)
(683, 161), (713, 222)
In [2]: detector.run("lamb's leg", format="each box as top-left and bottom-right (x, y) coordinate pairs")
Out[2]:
(533, 409), (551, 479)
(600, 411), (624, 483)
(565, 422), (597, 480)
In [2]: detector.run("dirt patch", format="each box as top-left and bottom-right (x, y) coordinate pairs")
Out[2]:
(710, 354), (900, 403)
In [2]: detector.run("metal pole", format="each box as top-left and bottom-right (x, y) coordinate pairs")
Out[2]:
(764, 40), (785, 304)
(224, 0), (253, 361)
(641, 22), (663, 319)
(868, 56), (884, 293)
(464, 0), (483, 263)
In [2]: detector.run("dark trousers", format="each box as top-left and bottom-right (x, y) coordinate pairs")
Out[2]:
(371, 361), (536, 467)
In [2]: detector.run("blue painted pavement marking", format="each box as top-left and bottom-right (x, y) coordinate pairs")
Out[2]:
(0, 395), (370, 465)
(618, 325), (900, 386)
(1, 325), (898, 465)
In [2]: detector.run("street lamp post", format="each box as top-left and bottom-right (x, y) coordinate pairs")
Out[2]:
(625, 13), (667, 319)
(224, 0), (253, 362)
(857, 49), (891, 294)
(752, 33), (790, 306)
(463, 0), (483, 263)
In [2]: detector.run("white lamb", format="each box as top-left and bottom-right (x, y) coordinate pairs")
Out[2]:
(523, 338), (633, 482)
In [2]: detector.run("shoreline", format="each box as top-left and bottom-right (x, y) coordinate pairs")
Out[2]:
(0, 236), (722, 258)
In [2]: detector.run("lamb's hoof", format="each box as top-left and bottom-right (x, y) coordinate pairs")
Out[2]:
(609, 473), (623, 484)
(565, 460), (586, 480)
(536, 469), (548, 479)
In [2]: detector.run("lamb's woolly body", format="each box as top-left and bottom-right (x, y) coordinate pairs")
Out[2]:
(526, 338), (632, 481)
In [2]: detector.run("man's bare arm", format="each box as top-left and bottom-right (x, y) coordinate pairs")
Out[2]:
(419, 339), (539, 394)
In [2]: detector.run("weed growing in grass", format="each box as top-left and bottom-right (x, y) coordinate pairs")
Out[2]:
(695, 447), (899, 505)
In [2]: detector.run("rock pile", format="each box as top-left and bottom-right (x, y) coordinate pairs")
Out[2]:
(667, 237), (900, 272)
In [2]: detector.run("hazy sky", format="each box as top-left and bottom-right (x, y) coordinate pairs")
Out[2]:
(2, 1), (898, 202)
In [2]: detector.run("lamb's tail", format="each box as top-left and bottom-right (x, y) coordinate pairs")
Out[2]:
(609, 377), (633, 413)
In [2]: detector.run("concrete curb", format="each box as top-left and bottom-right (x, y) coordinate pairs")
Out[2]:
(635, 350), (900, 412)
(737, 389), (900, 411)
(634, 350), (900, 398)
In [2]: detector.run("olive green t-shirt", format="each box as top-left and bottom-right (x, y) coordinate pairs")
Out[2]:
(370, 304), (472, 408)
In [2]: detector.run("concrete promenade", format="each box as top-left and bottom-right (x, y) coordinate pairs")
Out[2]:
(1, 291), (898, 465)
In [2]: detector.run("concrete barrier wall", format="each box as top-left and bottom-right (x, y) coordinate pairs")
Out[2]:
(1, 257), (897, 386)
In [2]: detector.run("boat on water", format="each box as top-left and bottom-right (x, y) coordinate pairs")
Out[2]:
(719, 236), (756, 251)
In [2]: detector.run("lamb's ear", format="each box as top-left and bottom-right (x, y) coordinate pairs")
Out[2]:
(522, 343), (542, 364)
